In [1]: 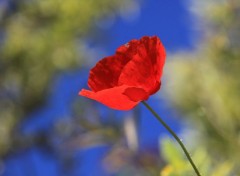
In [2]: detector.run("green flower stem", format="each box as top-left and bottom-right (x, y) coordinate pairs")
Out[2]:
(142, 101), (201, 176)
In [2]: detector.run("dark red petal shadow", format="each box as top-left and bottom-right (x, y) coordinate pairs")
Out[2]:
(123, 87), (149, 101)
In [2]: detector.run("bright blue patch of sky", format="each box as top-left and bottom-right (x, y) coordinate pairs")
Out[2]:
(93, 0), (194, 53)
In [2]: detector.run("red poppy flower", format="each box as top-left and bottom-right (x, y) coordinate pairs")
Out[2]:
(79, 36), (166, 110)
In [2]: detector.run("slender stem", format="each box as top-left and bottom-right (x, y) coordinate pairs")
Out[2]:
(142, 101), (201, 176)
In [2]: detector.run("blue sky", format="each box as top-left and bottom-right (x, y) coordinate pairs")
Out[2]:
(101, 0), (194, 52)
(2, 0), (196, 175)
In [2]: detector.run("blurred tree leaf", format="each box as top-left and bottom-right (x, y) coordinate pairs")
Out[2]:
(160, 138), (234, 176)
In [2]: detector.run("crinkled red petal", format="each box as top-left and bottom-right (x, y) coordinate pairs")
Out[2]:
(145, 36), (166, 81)
(88, 55), (128, 92)
(87, 37), (156, 92)
(79, 86), (137, 110)
(118, 36), (165, 94)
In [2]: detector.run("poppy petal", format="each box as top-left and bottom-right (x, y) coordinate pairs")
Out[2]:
(144, 36), (166, 81)
(118, 36), (165, 94)
(149, 81), (161, 95)
(88, 38), (150, 92)
(118, 37), (155, 92)
(88, 55), (128, 92)
(88, 40), (139, 92)
(79, 85), (143, 110)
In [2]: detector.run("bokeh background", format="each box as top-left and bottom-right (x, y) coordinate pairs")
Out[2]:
(0, 0), (240, 175)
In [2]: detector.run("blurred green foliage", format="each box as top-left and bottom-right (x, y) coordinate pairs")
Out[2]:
(0, 0), (134, 156)
(163, 0), (240, 175)
(160, 138), (234, 176)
